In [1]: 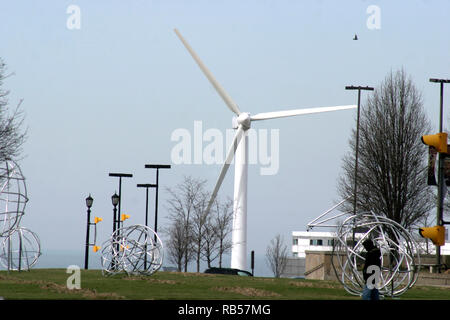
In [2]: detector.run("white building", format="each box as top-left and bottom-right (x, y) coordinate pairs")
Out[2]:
(292, 231), (336, 258)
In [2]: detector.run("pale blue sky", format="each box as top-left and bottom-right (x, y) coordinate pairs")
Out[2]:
(0, 0), (448, 272)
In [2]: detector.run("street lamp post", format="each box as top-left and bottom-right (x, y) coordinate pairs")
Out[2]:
(429, 78), (450, 272)
(345, 86), (374, 217)
(111, 192), (119, 270)
(111, 192), (119, 233)
(345, 85), (374, 248)
(144, 164), (171, 241)
(137, 184), (157, 228)
(84, 194), (94, 270)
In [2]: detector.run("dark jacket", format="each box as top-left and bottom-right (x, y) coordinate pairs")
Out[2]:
(363, 247), (381, 282)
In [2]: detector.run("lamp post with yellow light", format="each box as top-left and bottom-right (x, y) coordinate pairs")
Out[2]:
(84, 194), (93, 269)
(84, 194), (102, 269)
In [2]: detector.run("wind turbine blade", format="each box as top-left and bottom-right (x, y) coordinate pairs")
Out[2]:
(250, 105), (357, 121)
(174, 29), (241, 115)
(205, 125), (245, 214)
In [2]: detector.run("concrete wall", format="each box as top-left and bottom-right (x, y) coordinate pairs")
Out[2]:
(418, 254), (450, 267)
(416, 272), (450, 286)
(281, 257), (305, 278)
(305, 251), (341, 281)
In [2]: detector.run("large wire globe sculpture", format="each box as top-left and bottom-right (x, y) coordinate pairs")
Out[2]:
(101, 224), (163, 276)
(0, 227), (41, 271)
(0, 159), (28, 236)
(332, 212), (420, 297)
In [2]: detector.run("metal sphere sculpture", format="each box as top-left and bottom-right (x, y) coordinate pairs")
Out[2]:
(332, 212), (420, 297)
(0, 159), (28, 236)
(0, 226), (41, 271)
(101, 224), (163, 276)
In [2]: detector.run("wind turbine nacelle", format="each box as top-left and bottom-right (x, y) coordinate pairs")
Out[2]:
(237, 112), (251, 130)
(232, 113), (251, 130)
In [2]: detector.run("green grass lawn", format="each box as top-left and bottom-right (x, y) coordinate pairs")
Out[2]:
(0, 269), (449, 300)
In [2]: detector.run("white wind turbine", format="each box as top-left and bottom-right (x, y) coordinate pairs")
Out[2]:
(174, 29), (356, 271)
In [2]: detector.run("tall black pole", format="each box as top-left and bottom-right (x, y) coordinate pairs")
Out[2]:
(118, 176), (122, 232)
(137, 184), (157, 228)
(145, 164), (171, 242)
(109, 173), (133, 232)
(146, 186), (149, 227)
(145, 186), (149, 271)
(84, 206), (91, 270)
(354, 88), (362, 217)
(437, 81), (444, 273)
(155, 168), (159, 240)
(429, 78), (450, 273)
(137, 183), (157, 270)
(345, 86), (374, 216)
(345, 85), (374, 246)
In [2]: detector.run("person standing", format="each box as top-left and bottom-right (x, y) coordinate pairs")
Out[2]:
(362, 239), (381, 300)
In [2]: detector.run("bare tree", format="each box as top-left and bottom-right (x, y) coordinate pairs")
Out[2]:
(164, 217), (186, 271)
(201, 197), (233, 268)
(165, 176), (234, 272)
(0, 59), (27, 161)
(202, 212), (219, 269)
(213, 197), (233, 268)
(266, 234), (288, 278)
(191, 189), (210, 272)
(165, 176), (207, 272)
(338, 69), (434, 228)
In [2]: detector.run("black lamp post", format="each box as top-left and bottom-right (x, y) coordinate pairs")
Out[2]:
(111, 192), (119, 234)
(144, 164), (171, 241)
(111, 192), (119, 270)
(84, 194), (94, 270)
